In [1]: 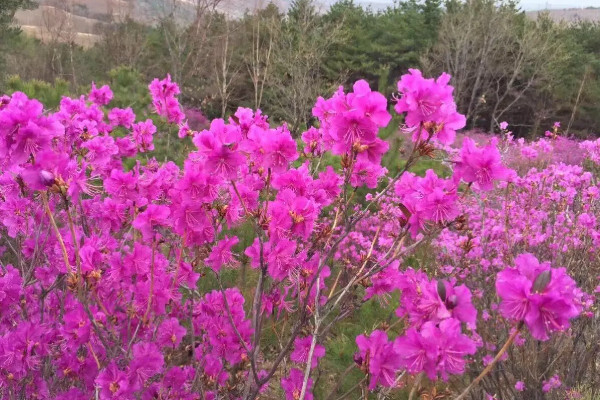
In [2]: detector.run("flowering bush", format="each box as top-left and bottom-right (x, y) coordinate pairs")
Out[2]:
(0, 70), (592, 399)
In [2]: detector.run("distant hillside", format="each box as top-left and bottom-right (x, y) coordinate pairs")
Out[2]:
(527, 7), (600, 23)
(15, 0), (133, 48)
(13, 0), (287, 48)
(15, 2), (600, 49)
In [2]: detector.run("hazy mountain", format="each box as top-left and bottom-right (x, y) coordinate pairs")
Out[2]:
(14, 1), (600, 48)
(526, 7), (600, 22)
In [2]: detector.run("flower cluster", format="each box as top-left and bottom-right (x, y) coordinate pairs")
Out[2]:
(496, 253), (582, 341)
(0, 68), (588, 400)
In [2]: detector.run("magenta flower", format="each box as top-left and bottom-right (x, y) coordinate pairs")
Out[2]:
(88, 82), (113, 105)
(157, 318), (187, 348)
(263, 127), (299, 172)
(496, 253), (582, 341)
(193, 119), (245, 179)
(0, 265), (22, 309)
(330, 112), (378, 153)
(302, 127), (323, 156)
(364, 261), (402, 300)
(393, 169), (459, 237)
(291, 336), (326, 369)
(82, 135), (119, 171)
(542, 374), (561, 393)
(201, 354), (229, 386)
(266, 238), (297, 281)
(149, 75), (184, 124)
(129, 342), (164, 390)
(281, 368), (313, 400)
(350, 159), (387, 189)
(348, 80), (392, 127)
(515, 381), (526, 391)
(95, 362), (131, 399)
(108, 107), (135, 128)
(268, 190), (317, 240)
(62, 306), (91, 346)
(131, 119), (156, 152)
(355, 330), (402, 389)
(414, 279), (477, 327)
(20, 149), (72, 191)
(454, 137), (512, 191)
(132, 204), (171, 240)
(0, 92), (63, 167)
(205, 235), (239, 272)
(394, 69), (465, 144)
(394, 318), (476, 381)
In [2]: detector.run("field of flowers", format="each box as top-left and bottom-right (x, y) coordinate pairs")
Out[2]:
(0, 69), (599, 400)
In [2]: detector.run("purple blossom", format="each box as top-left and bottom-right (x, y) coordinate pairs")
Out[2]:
(496, 253), (582, 341)
(291, 336), (326, 369)
(281, 368), (313, 400)
(355, 330), (402, 389)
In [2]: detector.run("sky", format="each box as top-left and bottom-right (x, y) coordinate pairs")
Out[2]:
(350, 0), (600, 11)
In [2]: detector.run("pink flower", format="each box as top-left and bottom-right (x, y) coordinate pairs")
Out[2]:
(193, 119), (245, 179)
(108, 107), (135, 128)
(455, 137), (512, 191)
(415, 279), (477, 326)
(302, 127), (323, 156)
(281, 368), (313, 400)
(131, 119), (156, 152)
(394, 318), (476, 381)
(95, 362), (131, 399)
(499, 121), (509, 130)
(266, 238), (297, 281)
(355, 330), (402, 389)
(129, 342), (164, 390)
(268, 190), (317, 240)
(88, 82), (113, 105)
(351, 159), (387, 189)
(201, 354), (229, 386)
(496, 253), (582, 341)
(291, 336), (326, 369)
(157, 318), (187, 348)
(0, 92), (64, 167)
(482, 354), (494, 366)
(364, 261), (402, 300)
(62, 306), (91, 346)
(515, 380), (526, 391)
(149, 75), (184, 124)
(132, 204), (171, 240)
(394, 69), (465, 145)
(348, 80), (392, 127)
(542, 374), (561, 393)
(205, 235), (239, 272)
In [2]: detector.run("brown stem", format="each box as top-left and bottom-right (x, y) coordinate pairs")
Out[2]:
(325, 364), (357, 400)
(454, 322), (523, 400)
(65, 201), (82, 287)
(215, 275), (260, 384)
(143, 240), (156, 324)
(408, 372), (424, 400)
(41, 192), (72, 273)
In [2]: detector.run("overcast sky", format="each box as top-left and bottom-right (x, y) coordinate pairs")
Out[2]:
(349, 0), (600, 11)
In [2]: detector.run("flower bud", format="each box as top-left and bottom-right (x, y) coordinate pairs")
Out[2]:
(533, 270), (552, 293)
(40, 169), (55, 187)
(437, 280), (447, 302)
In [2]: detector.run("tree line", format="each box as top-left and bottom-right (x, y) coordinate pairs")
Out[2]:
(2, 0), (600, 137)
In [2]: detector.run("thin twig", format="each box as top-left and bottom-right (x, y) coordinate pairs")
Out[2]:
(454, 323), (523, 400)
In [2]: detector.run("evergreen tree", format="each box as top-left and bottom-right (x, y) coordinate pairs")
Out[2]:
(0, 0), (36, 82)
